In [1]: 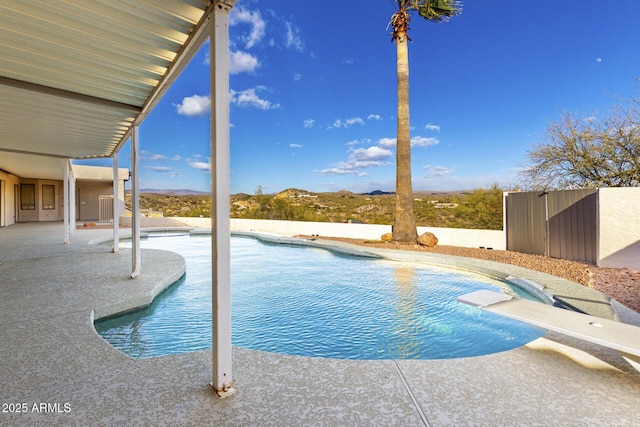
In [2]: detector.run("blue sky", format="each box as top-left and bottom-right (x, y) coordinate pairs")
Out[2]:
(77, 0), (640, 194)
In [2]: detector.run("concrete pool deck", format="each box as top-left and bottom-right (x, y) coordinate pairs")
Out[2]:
(1, 223), (639, 426)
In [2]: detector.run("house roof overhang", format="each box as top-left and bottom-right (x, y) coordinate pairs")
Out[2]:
(0, 0), (235, 180)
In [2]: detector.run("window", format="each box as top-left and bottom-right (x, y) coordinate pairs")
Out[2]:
(42, 185), (55, 210)
(20, 184), (35, 210)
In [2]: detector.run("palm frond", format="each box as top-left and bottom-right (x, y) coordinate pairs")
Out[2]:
(415, 0), (463, 23)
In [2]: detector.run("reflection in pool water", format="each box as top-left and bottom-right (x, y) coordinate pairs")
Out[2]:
(95, 235), (545, 360)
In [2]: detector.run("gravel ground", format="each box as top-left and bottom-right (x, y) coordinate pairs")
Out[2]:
(301, 236), (640, 314)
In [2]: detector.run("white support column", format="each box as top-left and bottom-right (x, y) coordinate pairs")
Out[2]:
(69, 166), (76, 233)
(131, 127), (141, 278)
(63, 159), (70, 244)
(112, 154), (120, 253)
(210, 0), (235, 398)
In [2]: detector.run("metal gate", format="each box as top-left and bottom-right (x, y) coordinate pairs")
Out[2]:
(505, 189), (597, 263)
(98, 195), (114, 223)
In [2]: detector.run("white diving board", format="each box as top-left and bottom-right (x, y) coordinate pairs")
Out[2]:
(458, 290), (640, 358)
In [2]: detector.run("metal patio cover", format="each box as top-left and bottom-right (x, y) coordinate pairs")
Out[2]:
(0, 0), (216, 179)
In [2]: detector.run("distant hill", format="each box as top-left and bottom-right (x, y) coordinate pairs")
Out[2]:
(362, 189), (395, 196)
(127, 188), (210, 196)
(128, 187), (470, 198)
(127, 185), (505, 229)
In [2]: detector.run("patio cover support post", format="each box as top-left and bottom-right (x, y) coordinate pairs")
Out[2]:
(210, 0), (235, 398)
(112, 154), (119, 253)
(130, 126), (141, 278)
(63, 158), (70, 244)
(69, 167), (76, 233)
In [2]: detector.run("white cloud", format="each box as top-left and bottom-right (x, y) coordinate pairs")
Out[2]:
(425, 123), (440, 132)
(175, 95), (210, 117)
(293, 73), (302, 81)
(172, 155), (182, 161)
(411, 136), (439, 147)
(303, 118), (315, 128)
(150, 154), (166, 161)
(316, 146), (392, 176)
(378, 137), (396, 147)
(284, 21), (304, 52)
(289, 143), (303, 148)
(329, 117), (364, 129)
(377, 136), (439, 147)
(351, 146), (392, 162)
(145, 166), (172, 172)
(230, 87), (280, 110)
(229, 7), (266, 49)
(229, 50), (259, 74)
(422, 165), (454, 178)
(188, 159), (211, 172)
(367, 114), (382, 121)
(317, 167), (369, 177)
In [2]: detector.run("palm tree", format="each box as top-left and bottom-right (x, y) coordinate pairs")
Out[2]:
(389, 0), (462, 242)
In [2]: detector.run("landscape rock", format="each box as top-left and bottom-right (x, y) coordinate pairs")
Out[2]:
(381, 232), (393, 242)
(418, 232), (438, 248)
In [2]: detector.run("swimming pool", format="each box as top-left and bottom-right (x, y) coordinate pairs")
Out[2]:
(95, 234), (546, 360)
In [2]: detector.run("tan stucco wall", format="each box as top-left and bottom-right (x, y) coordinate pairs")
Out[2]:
(76, 180), (114, 221)
(598, 187), (640, 270)
(16, 179), (63, 222)
(1, 165), (128, 224)
(0, 169), (20, 226)
(73, 165), (128, 221)
(72, 164), (129, 181)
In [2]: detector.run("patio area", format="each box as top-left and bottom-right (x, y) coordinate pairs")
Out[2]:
(1, 222), (639, 426)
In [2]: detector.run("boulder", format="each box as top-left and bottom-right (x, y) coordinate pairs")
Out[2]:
(417, 232), (438, 248)
(381, 232), (393, 242)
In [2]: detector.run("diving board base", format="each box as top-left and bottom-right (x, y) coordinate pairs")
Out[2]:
(457, 290), (640, 358)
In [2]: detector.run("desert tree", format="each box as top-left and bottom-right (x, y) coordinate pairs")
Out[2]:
(453, 184), (504, 230)
(389, 0), (463, 242)
(521, 95), (640, 189)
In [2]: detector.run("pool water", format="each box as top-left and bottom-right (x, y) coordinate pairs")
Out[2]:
(95, 235), (545, 360)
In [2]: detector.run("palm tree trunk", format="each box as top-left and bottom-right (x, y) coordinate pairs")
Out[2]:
(393, 29), (418, 243)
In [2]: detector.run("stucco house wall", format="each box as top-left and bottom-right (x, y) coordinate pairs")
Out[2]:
(597, 187), (640, 271)
(0, 165), (128, 225)
(76, 180), (115, 221)
(0, 169), (20, 227)
(15, 178), (63, 222)
(71, 165), (129, 222)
